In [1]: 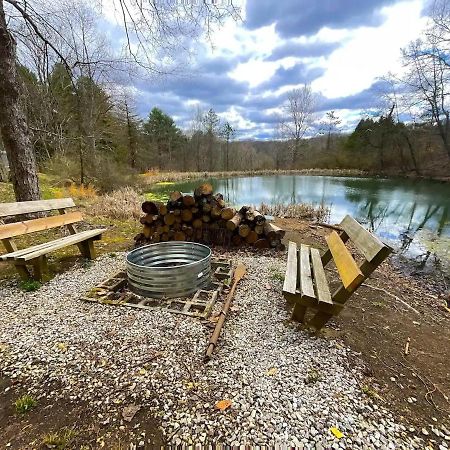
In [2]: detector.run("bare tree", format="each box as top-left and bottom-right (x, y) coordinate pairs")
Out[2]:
(0, 0), (239, 200)
(280, 84), (316, 167)
(401, 2), (450, 161)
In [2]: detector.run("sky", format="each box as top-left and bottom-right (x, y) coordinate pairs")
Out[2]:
(114, 0), (430, 140)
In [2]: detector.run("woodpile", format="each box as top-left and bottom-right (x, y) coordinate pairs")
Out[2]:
(134, 183), (285, 250)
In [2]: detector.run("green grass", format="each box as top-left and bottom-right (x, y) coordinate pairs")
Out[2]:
(14, 394), (37, 414)
(305, 368), (322, 384)
(269, 266), (284, 282)
(19, 280), (42, 292)
(41, 428), (77, 449)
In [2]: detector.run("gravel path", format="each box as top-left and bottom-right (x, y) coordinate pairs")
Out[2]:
(0, 253), (428, 448)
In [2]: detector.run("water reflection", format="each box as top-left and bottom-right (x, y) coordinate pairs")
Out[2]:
(152, 175), (450, 272)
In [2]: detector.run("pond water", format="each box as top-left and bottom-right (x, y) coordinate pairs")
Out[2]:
(151, 175), (450, 274)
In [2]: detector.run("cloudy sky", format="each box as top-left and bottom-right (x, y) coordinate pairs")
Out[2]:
(122, 0), (430, 139)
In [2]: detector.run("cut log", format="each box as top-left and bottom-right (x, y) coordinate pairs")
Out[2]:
(140, 214), (156, 225)
(173, 209), (181, 216)
(162, 225), (170, 233)
(202, 202), (212, 213)
(181, 209), (193, 222)
(174, 231), (186, 241)
(264, 222), (286, 240)
(254, 238), (270, 249)
(192, 218), (203, 229)
(245, 230), (258, 244)
(211, 206), (222, 219)
(173, 222), (182, 231)
(158, 203), (168, 216)
(202, 215), (211, 223)
(161, 233), (169, 241)
(246, 208), (266, 225)
(143, 225), (153, 238)
(164, 213), (176, 226)
(226, 212), (243, 231)
(194, 183), (213, 197)
(182, 195), (195, 207)
(221, 207), (235, 220)
(238, 224), (251, 238)
(191, 206), (199, 214)
(231, 235), (243, 246)
(170, 191), (183, 203)
(254, 224), (264, 235)
(214, 194), (226, 208)
(142, 201), (159, 215)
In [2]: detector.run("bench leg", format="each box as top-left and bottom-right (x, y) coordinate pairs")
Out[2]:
(78, 239), (96, 259)
(291, 302), (307, 323)
(308, 311), (333, 331)
(14, 262), (32, 281)
(32, 256), (49, 282)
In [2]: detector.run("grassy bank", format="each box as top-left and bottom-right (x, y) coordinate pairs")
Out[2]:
(139, 168), (370, 185)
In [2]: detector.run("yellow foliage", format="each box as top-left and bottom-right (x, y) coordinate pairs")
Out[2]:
(67, 183), (98, 199)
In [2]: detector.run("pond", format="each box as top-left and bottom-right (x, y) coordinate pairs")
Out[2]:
(150, 175), (450, 274)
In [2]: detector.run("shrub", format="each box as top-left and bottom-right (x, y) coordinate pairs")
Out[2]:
(19, 280), (41, 292)
(89, 187), (143, 220)
(14, 394), (37, 413)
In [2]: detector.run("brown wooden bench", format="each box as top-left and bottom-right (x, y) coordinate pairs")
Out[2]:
(283, 215), (392, 331)
(0, 198), (106, 281)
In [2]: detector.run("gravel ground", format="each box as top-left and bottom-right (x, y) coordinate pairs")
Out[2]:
(0, 252), (431, 449)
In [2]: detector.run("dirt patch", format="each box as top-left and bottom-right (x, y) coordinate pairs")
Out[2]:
(0, 378), (164, 449)
(276, 217), (450, 434)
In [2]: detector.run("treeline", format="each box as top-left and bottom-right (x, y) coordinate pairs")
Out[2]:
(2, 62), (449, 193)
(12, 63), (274, 190)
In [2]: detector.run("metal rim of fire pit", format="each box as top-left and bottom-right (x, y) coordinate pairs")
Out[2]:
(126, 241), (212, 298)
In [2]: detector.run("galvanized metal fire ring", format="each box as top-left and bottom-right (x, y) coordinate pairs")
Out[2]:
(126, 241), (212, 298)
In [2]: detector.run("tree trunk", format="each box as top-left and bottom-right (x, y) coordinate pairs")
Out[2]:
(0, 0), (40, 201)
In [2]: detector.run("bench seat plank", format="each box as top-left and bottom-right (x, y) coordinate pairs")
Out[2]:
(1, 229), (105, 261)
(0, 212), (83, 240)
(0, 198), (76, 218)
(283, 241), (298, 296)
(340, 215), (390, 262)
(310, 247), (332, 305)
(299, 244), (315, 299)
(326, 231), (365, 292)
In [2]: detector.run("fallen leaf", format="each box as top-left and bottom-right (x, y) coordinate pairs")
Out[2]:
(266, 367), (278, 376)
(265, 283), (272, 290)
(122, 404), (141, 422)
(55, 342), (67, 352)
(330, 427), (344, 439)
(209, 316), (220, 323)
(215, 399), (232, 411)
(138, 368), (147, 376)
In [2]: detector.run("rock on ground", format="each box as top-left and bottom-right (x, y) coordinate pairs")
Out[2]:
(0, 253), (427, 448)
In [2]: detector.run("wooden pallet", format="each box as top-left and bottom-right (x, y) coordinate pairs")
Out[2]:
(81, 258), (233, 319)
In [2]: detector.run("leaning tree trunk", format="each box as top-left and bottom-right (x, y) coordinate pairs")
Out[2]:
(0, 0), (40, 201)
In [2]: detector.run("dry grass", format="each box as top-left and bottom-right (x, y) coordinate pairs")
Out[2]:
(258, 202), (330, 221)
(89, 187), (143, 220)
(140, 168), (368, 185)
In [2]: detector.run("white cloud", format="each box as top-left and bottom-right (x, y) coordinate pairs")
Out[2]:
(312, 0), (427, 97)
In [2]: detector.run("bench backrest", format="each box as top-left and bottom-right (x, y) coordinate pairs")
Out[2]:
(322, 214), (392, 302)
(0, 198), (81, 253)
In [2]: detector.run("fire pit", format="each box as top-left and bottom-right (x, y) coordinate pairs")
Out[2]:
(126, 241), (212, 298)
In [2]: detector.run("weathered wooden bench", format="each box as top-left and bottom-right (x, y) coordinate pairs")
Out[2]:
(283, 215), (392, 331)
(0, 198), (106, 281)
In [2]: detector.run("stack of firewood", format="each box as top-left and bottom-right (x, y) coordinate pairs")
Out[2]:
(134, 183), (285, 250)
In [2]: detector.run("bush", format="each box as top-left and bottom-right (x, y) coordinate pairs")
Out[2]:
(89, 186), (143, 220)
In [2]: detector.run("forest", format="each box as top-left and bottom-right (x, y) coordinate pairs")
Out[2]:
(0, 0), (450, 202)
